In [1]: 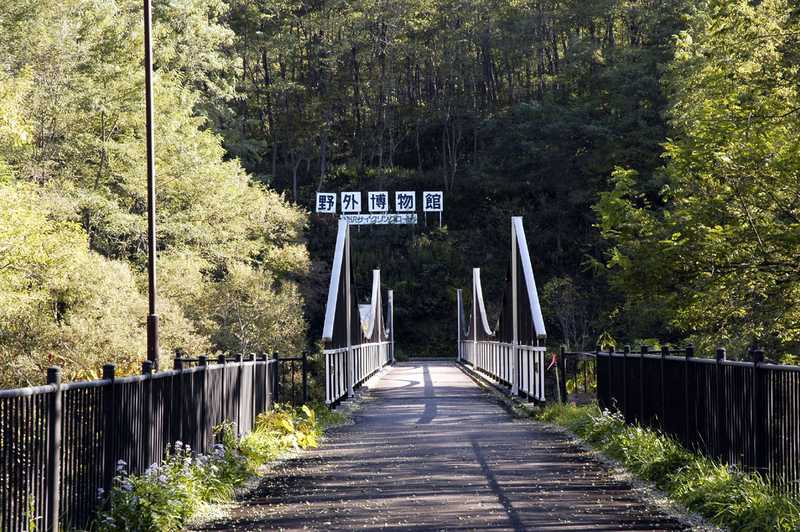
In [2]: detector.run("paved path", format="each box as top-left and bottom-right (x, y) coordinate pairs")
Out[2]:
(200, 361), (689, 531)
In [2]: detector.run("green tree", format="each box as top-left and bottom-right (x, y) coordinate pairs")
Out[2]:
(597, 0), (800, 355)
(0, 0), (309, 384)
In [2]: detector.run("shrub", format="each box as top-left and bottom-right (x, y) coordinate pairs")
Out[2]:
(97, 444), (221, 532)
(538, 403), (800, 531)
(95, 403), (336, 531)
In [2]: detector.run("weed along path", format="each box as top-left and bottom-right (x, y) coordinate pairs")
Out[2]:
(197, 361), (692, 531)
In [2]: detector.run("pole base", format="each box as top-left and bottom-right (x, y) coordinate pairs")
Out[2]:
(147, 313), (159, 371)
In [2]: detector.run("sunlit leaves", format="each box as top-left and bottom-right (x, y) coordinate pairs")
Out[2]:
(597, 0), (800, 354)
(0, 0), (309, 385)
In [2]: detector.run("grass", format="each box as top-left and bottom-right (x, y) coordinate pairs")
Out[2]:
(538, 403), (800, 531)
(95, 402), (346, 532)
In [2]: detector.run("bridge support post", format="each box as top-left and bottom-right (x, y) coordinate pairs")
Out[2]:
(456, 289), (463, 362)
(511, 218), (519, 396)
(388, 289), (395, 364)
(346, 224), (354, 398)
(472, 269), (479, 370)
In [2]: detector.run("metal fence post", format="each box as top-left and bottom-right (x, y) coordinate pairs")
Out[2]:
(558, 346), (568, 404)
(218, 354), (226, 423)
(173, 356), (183, 446)
(46, 367), (62, 532)
(660, 346), (668, 430)
(752, 348), (766, 475)
(261, 352), (270, 409)
(605, 344), (613, 410)
(272, 351), (280, 404)
(142, 361), (154, 468)
(198, 356), (208, 451)
(251, 353), (257, 430)
(684, 345), (694, 446)
(235, 354), (243, 436)
(639, 345), (648, 424)
(302, 352), (309, 404)
(622, 345), (629, 418)
(102, 364), (116, 492)
(715, 347), (727, 460)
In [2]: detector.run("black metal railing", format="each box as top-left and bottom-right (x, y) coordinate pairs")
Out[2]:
(0, 351), (310, 530)
(555, 347), (597, 403)
(561, 345), (800, 494)
(274, 353), (309, 406)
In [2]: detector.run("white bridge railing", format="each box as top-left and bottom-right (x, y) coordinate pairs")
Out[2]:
(324, 341), (392, 405)
(460, 340), (546, 401)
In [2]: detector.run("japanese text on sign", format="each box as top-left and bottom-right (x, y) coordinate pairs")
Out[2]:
(395, 191), (415, 212)
(422, 191), (443, 212)
(341, 214), (418, 225)
(315, 190), (443, 218)
(341, 191), (361, 213)
(368, 191), (389, 212)
(316, 193), (336, 213)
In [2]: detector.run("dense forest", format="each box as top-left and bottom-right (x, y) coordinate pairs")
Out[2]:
(1, 0), (799, 385)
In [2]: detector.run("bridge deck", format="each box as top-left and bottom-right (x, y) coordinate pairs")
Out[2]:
(199, 361), (690, 531)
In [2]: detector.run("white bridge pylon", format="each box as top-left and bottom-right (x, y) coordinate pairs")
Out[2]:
(458, 216), (548, 401)
(322, 219), (394, 405)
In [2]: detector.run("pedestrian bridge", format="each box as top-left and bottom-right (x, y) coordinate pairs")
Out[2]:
(0, 215), (694, 531)
(321, 216), (548, 406)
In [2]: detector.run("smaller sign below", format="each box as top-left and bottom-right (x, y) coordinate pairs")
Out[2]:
(395, 191), (416, 212)
(316, 192), (336, 213)
(341, 213), (418, 225)
(423, 191), (443, 212)
(341, 191), (361, 213)
(368, 191), (389, 212)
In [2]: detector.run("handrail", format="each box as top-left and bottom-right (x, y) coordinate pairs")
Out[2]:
(577, 349), (796, 370)
(0, 353), (302, 530)
(0, 383), (58, 398)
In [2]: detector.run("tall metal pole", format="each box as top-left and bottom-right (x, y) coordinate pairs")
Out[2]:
(144, 0), (159, 370)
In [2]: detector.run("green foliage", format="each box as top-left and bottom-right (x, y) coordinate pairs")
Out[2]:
(97, 442), (243, 532)
(542, 277), (594, 351)
(96, 403), (340, 531)
(596, 0), (800, 356)
(221, 0), (692, 355)
(0, 0), (308, 385)
(241, 404), (324, 466)
(2, 0), (797, 380)
(539, 403), (800, 531)
(203, 263), (307, 357)
(0, 181), (196, 385)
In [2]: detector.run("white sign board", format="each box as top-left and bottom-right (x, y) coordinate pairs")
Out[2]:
(315, 193), (336, 213)
(423, 191), (443, 212)
(395, 191), (416, 212)
(341, 191), (361, 213)
(368, 191), (389, 212)
(341, 214), (418, 225)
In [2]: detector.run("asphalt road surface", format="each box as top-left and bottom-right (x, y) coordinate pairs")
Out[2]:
(197, 361), (689, 531)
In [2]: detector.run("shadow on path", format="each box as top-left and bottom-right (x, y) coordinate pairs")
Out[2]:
(194, 361), (689, 531)
(416, 364), (437, 425)
(470, 434), (525, 531)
